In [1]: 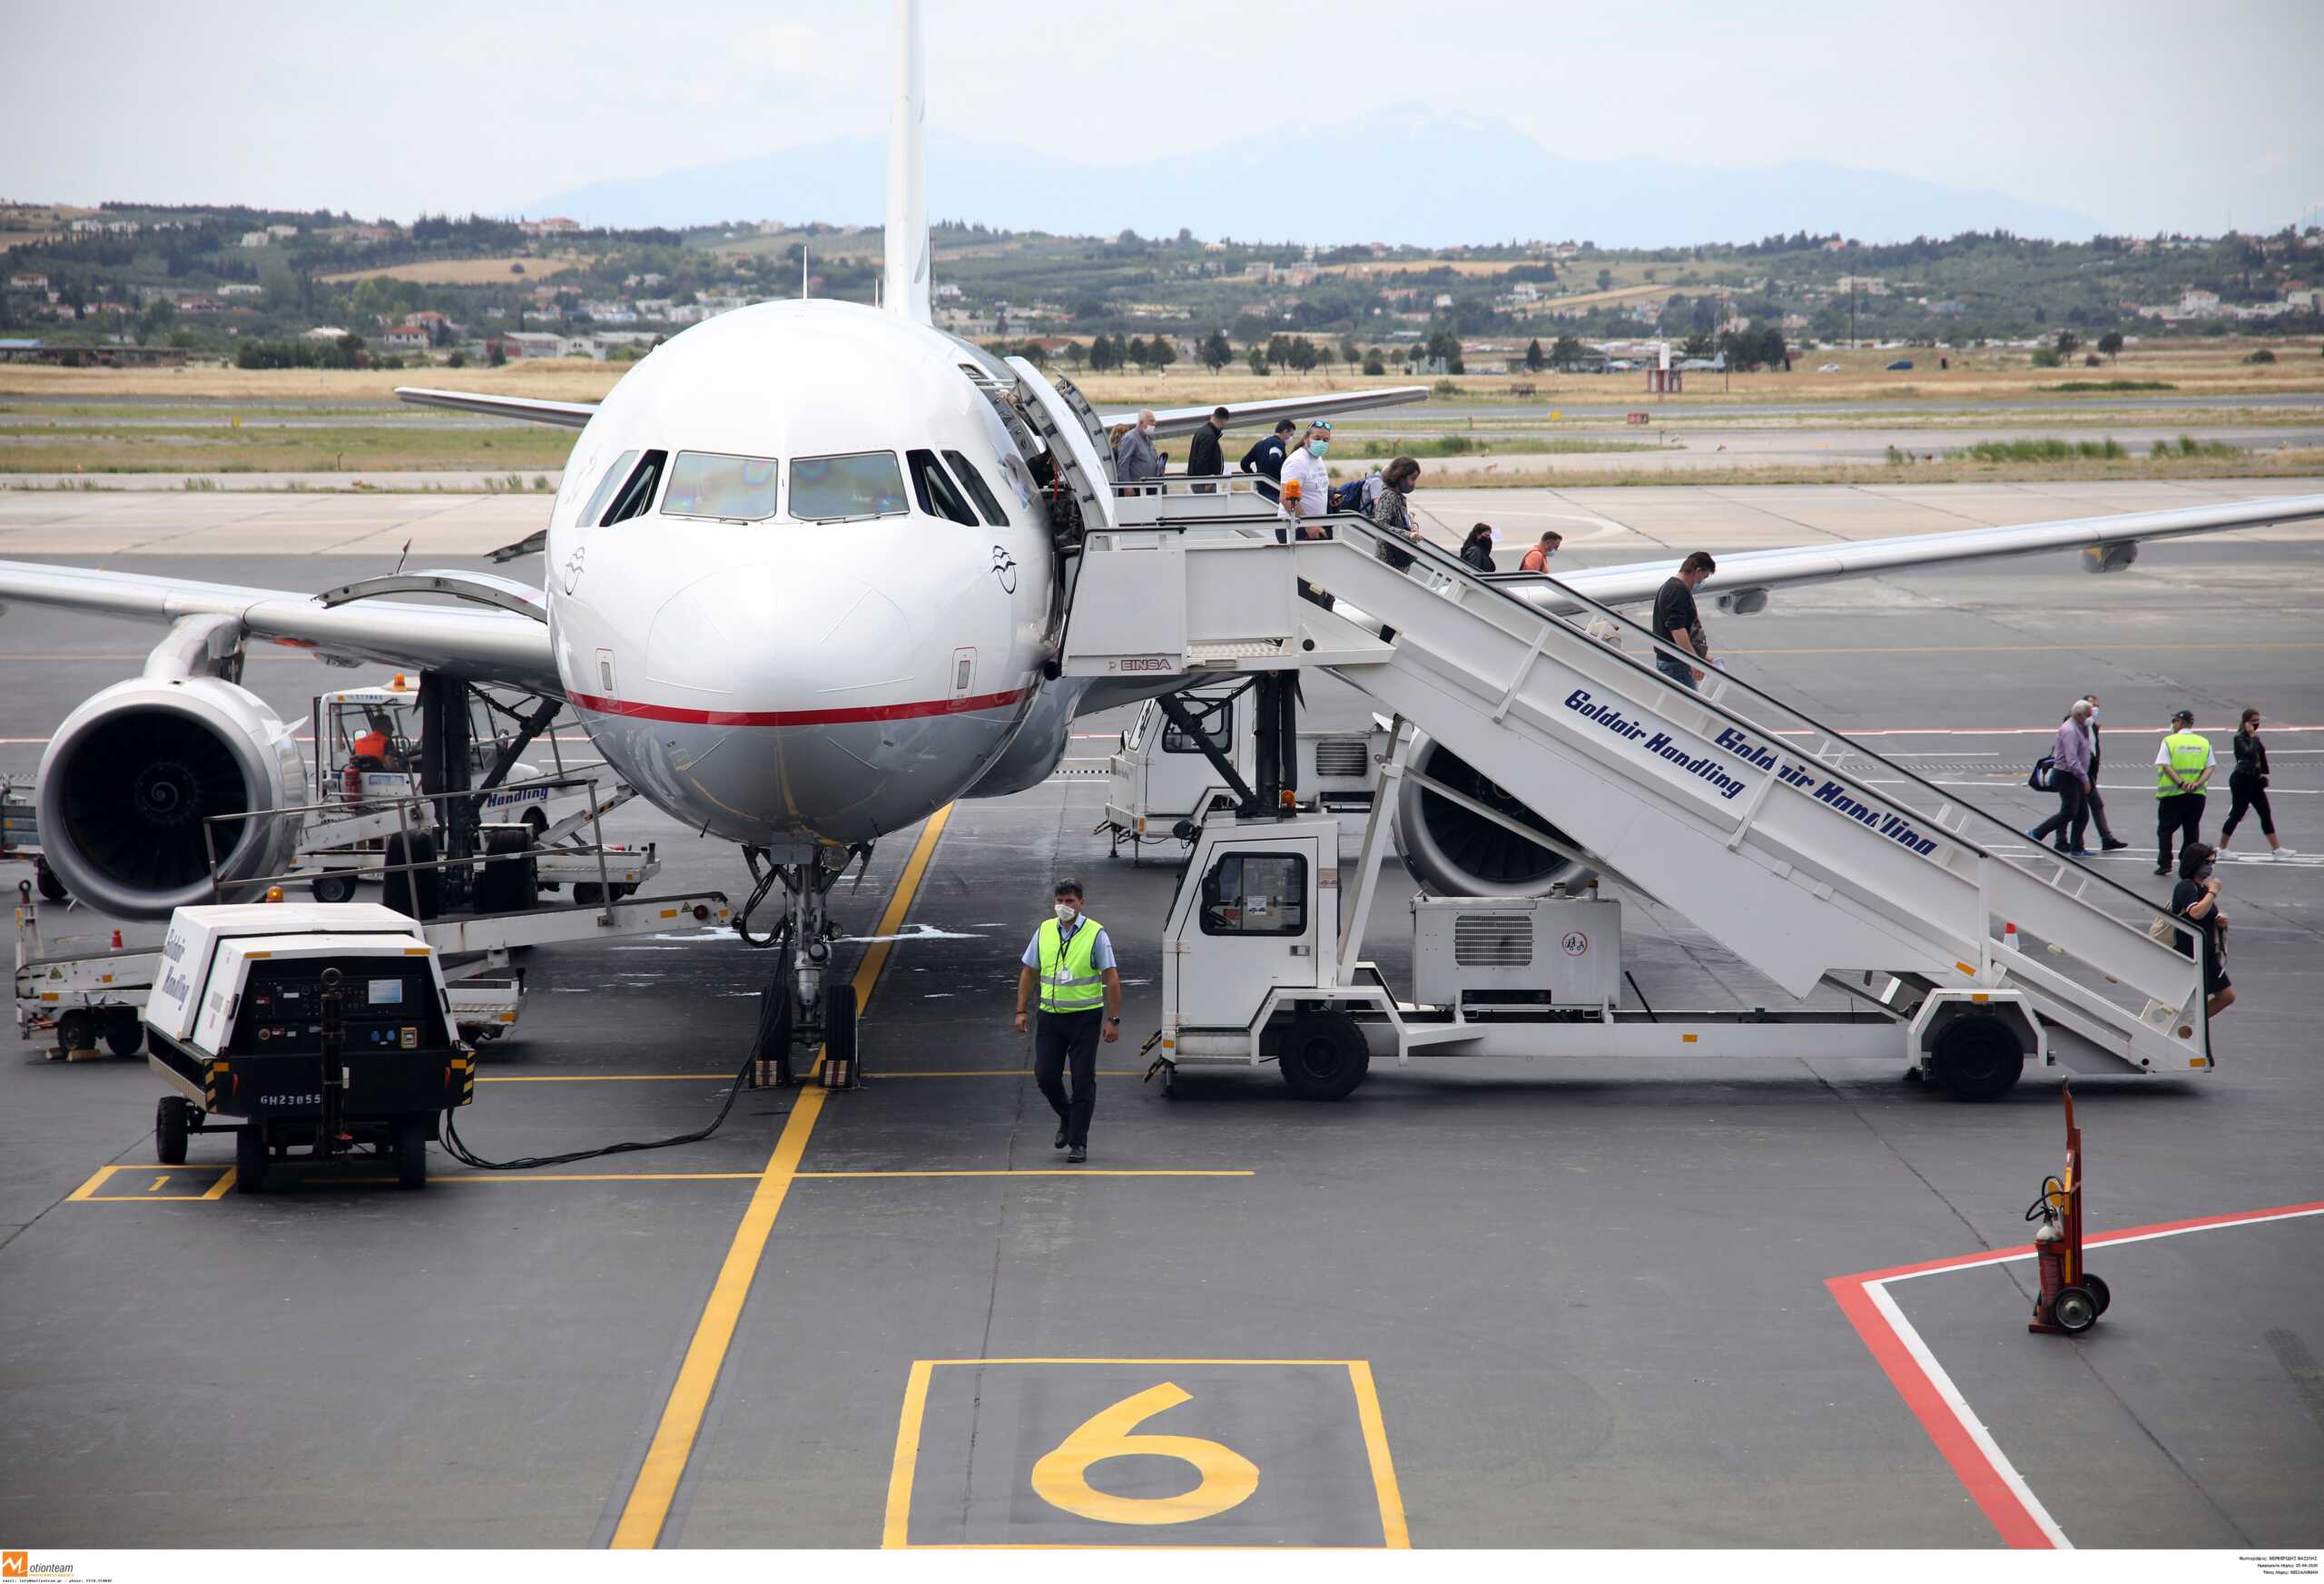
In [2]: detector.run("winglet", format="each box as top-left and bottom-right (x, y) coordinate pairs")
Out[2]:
(883, 0), (931, 326)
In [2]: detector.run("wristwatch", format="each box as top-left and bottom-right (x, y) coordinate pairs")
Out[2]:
(1106, 1016), (1122, 1026)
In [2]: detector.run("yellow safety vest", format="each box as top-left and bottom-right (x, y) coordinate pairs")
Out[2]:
(1036, 916), (1107, 1015)
(2155, 732), (2210, 796)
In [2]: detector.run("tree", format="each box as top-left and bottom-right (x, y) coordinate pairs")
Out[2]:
(2054, 330), (2080, 360)
(1088, 335), (1113, 373)
(1247, 345), (1268, 376)
(1286, 336), (1319, 373)
(1066, 340), (1085, 372)
(1423, 327), (1462, 367)
(1524, 338), (1545, 372)
(1338, 336), (1359, 371)
(1200, 328), (1231, 372)
(488, 340), (507, 367)
(1596, 267), (1613, 292)
(1153, 337), (1177, 372)
(1362, 351), (1385, 376)
(1127, 336), (1151, 371)
(1549, 334), (1585, 370)
(2097, 330), (2124, 360)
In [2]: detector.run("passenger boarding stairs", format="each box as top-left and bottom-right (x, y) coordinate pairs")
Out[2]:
(1059, 481), (2213, 1077)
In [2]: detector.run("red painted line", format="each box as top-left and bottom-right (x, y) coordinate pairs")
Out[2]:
(1827, 1199), (2324, 1549)
(567, 684), (1035, 729)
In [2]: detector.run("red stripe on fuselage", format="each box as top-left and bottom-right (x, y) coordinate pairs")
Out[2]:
(566, 684), (1035, 728)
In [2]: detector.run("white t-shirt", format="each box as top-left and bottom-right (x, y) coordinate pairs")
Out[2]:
(1280, 446), (1329, 517)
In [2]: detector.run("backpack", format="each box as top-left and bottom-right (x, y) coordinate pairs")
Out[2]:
(1330, 479), (1369, 514)
(2028, 755), (2056, 791)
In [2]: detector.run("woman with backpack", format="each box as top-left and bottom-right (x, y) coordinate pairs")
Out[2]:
(2219, 707), (2289, 859)
(1460, 523), (1497, 574)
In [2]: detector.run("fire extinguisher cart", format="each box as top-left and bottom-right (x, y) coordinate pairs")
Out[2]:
(2027, 1085), (2110, 1334)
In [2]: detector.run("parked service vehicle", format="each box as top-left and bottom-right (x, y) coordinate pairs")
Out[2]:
(1886, 359), (1915, 371)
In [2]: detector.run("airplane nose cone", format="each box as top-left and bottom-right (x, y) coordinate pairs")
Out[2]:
(644, 566), (917, 704)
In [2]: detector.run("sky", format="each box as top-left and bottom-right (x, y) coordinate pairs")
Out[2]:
(8, 0), (2320, 240)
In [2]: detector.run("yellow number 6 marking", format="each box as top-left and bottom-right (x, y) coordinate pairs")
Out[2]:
(1029, 1382), (1259, 1526)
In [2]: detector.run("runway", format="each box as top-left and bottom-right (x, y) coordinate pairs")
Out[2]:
(2, 485), (2319, 1550)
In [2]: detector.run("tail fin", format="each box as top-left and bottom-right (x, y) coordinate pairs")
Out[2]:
(883, 0), (931, 325)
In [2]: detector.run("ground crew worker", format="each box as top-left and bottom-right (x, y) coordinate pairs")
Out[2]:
(2154, 707), (2215, 876)
(342, 730), (389, 802)
(1013, 878), (1122, 1164)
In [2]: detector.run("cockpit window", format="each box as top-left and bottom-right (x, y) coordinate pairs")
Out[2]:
(905, 448), (980, 526)
(941, 449), (1009, 527)
(597, 449), (667, 526)
(579, 449), (639, 527)
(790, 451), (909, 522)
(662, 451), (781, 521)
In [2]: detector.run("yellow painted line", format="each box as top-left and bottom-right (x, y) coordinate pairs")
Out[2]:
(1347, 1361), (1411, 1549)
(610, 802), (954, 1551)
(803, 1167), (1252, 1180)
(475, 1073), (734, 1083)
(883, 1359), (936, 1548)
(65, 1163), (237, 1202)
(436, 1171), (765, 1184)
(878, 1068), (1150, 1078)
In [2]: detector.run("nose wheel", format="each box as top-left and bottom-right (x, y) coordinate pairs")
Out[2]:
(743, 846), (868, 1088)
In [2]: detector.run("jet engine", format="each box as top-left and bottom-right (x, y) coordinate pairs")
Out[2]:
(35, 672), (305, 920)
(1393, 731), (1590, 898)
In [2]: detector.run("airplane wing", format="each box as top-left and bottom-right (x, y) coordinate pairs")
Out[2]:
(0, 560), (561, 693)
(1539, 492), (2324, 613)
(395, 387), (597, 428)
(1106, 386), (1429, 440)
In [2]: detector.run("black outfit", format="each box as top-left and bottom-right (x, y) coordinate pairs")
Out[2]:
(1187, 422), (1226, 493)
(1651, 575), (1704, 691)
(2221, 729), (2275, 841)
(2157, 792), (2206, 873)
(2169, 877), (2230, 997)
(1239, 434), (1287, 502)
(1035, 1009), (1103, 1149)
(1461, 539), (1496, 574)
(2082, 720), (2122, 846)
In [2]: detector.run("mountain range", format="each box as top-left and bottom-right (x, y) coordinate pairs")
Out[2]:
(531, 108), (2100, 248)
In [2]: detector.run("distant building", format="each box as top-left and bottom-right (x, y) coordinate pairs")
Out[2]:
(239, 231), (271, 248)
(383, 325), (430, 350)
(266, 223), (298, 239)
(8, 272), (48, 292)
(216, 282), (264, 298)
(495, 330), (570, 359)
(1834, 275), (1888, 296)
(519, 217), (581, 237)
(2180, 288), (2221, 313)
(302, 324), (351, 340)
(934, 281), (964, 301)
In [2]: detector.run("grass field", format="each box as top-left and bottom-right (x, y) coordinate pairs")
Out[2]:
(0, 422), (575, 473)
(315, 254), (582, 285)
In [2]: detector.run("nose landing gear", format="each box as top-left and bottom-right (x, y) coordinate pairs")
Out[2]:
(741, 845), (866, 1089)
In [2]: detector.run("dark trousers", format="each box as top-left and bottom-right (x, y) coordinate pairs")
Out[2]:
(1035, 1008), (1103, 1147)
(2029, 778), (2087, 850)
(2157, 792), (2206, 870)
(2083, 775), (2120, 842)
(2221, 773), (2274, 841)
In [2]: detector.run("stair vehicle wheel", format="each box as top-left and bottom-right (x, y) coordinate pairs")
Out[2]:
(393, 1119), (429, 1190)
(2051, 1284), (2099, 1335)
(34, 856), (68, 902)
(823, 982), (859, 1081)
(104, 1015), (144, 1058)
(573, 881), (601, 905)
(54, 1008), (95, 1058)
(154, 1096), (191, 1165)
(234, 1125), (268, 1194)
(382, 829), (442, 920)
(2083, 1274), (2110, 1317)
(310, 872), (357, 904)
(1278, 1009), (1371, 1101)
(1929, 1015), (2024, 1101)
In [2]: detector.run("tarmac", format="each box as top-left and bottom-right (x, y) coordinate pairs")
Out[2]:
(2, 483), (2319, 1550)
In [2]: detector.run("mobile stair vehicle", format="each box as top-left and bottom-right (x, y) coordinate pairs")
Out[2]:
(1061, 482), (2216, 1099)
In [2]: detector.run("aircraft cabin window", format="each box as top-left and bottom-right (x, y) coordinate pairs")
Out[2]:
(597, 449), (668, 526)
(905, 449), (980, 526)
(941, 449), (1009, 527)
(579, 449), (639, 527)
(662, 451), (781, 522)
(1199, 852), (1307, 938)
(790, 451), (909, 523)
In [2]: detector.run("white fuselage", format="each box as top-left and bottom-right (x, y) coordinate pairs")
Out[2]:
(544, 300), (1059, 856)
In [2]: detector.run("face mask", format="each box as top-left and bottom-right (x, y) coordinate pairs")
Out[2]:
(2196, 865), (2215, 881)
(1310, 440), (1329, 457)
(2088, 707), (2099, 721)
(1054, 902), (1078, 924)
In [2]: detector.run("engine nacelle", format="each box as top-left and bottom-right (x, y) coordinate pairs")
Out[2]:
(35, 675), (305, 919)
(2081, 542), (2139, 574)
(1393, 730), (1590, 898)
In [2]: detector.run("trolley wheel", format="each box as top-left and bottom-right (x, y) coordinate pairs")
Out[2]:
(35, 855), (69, 902)
(54, 1008), (96, 1057)
(393, 1119), (429, 1190)
(1928, 1015), (2024, 1101)
(104, 1016), (144, 1058)
(234, 1125), (269, 1194)
(382, 829), (441, 920)
(2051, 1284), (2100, 1334)
(310, 872), (357, 904)
(523, 808), (548, 840)
(1278, 1009), (1371, 1101)
(823, 982), (859, 1081)
(2083, 1274), (2110, 1317)
(154, 1096), (192, 1165)
(573, 881), (601, 905)
(475, 825), (538, 914)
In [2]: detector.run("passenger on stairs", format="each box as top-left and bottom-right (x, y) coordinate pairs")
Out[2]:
(1519, 530), (1563, 572)
(1186, 407), (1229, 493)
(1460, 524), (1498, 574)
(1368, 456), (1425, 641)
(1651, 551), (1717, 690)
(2168, 842), (2235, 1018)
(1239, 418), (1296, 503)
(1280, 422), (1334, 525)
(1115, 409), (1164, 488)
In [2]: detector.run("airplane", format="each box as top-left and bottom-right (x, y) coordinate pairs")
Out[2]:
(5, 0), (2323, 1076)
